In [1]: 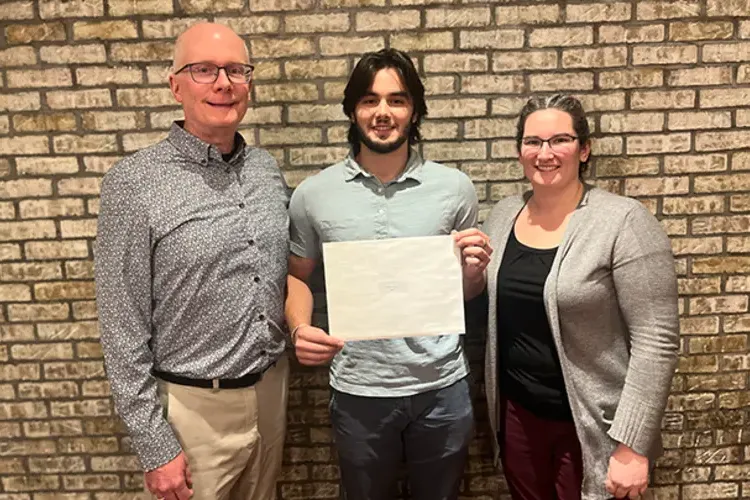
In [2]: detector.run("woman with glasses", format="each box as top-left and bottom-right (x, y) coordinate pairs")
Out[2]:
(475, 94), (679, 500)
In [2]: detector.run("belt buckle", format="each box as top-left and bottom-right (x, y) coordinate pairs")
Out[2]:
(212, 378), (220, 391)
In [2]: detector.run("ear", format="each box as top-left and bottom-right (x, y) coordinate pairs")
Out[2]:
(169, 74), (183, 103)
(579, 140), (591, 163)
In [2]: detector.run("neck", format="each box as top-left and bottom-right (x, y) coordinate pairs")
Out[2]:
(356, 142), (409, 184)
(529, 179), (584, 216)
(183, 121), (236, 154)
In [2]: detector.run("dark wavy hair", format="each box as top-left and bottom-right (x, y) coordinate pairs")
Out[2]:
(342, 48), (427, 155)
(515, 94), (592, 177)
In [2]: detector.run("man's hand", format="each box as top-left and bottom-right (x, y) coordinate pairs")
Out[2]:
(294, 324), (345, 366)
(605, 443), (649, 499)
(145, 451), (193, 500)
(454, 228), (493, 279)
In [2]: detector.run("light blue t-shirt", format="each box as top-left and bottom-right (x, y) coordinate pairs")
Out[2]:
(289, 149), (478, 397)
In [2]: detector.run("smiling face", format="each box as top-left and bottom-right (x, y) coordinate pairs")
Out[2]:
(519, 108), (590, 190)
(353, 68), (414, 155)
(169, 24), (250, 142)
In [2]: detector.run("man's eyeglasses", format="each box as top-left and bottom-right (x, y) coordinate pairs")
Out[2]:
(173, 62), (255, 84)
(521, 133), (578, 152)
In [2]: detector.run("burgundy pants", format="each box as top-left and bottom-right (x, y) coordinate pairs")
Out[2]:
(499, 397), (583, 500)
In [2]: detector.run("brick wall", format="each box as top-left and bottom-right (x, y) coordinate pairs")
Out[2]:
(1, 0), (749, 498)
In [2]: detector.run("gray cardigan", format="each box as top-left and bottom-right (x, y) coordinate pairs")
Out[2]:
(481, 185), (679, 500)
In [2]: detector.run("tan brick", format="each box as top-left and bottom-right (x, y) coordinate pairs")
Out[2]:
(391, 32), (454, 52)
(72, 301), (97, 320)
(76, 66), (143, 86)
(47, 89), (112, 110)
(19, 199), (85, 219)
(680, 316), (721, 335)
(18, 382), (79, 400)
(39, 0), (103, 17)
(0, 46), (36, 67)
(731, 195), (750, 212)
(687, 373), (746, 392)
(60, 219), (97, 239)
(493, 50), (557, 72)
(252, 0), (316, 9)
(669, 111), (732, 131)
(591, 137), (624, 157)
(724, 315), (750, 334)
(666, 393), (716, 411)
(600, 68), (663, 89)
(255, 83), (318, 103)
(495, 5), (560, 25)
(697, 131), (750, 152)
(0, 243), (20, 261)
(288, 146), (349, 166)
(727, 276), (750, 292)
(701, 88), (750, 108)
(107, 0), (172, 14)
(275, 107), (334, 126)
(421, 122), (459, 141)
(461, 75), (523, 95)
(461, 162), (522, 181)
(252, 38), (315, 58)
(735, 152), (750, 171)
(117, 88), (177, 108)
(600, 112), (664, 133)
(464, 118), (516, 139)
(0, 221), (57, 242)
(576, 93), (626, 112)
(51, 400), (111, 418)
(703, 42), (750, 63)
(666, 155), (728, 176)
(40, 44), (106, 64)
(633, 89), (696, 109)
(707, 0), (750, 16)
(626, 134), (691, 156)
(179, 0), (243, 13)
(695, 173), (750, 193)
(422, 141), (487, 162)
(62, 474), (120, 490)
(530, 72), (594, 92)
(0, 135), (49, 155)
(37, 321), (99, 341)
(694, 255), (750, 274)
(283, 59), (349, 80)
(110, 41), (173, 63)
(683, 483), (739, 498)
(5, 22), (66, 44)
(73, 20), (138, 40)
(45, 360), (105, 380)
(0, 1), (34, 19)
(82, 111), (144, 132)
(0, 284), (31, 302)
(599, 24), (665, 44)
(633, 45), (698, 65)
(0, 456), (24, 472)
(593, 157), (658, 178)
(122, 132), (169, 152)
(356, 10), (418, 31)
(563, 46), (627, 69)
(637, 1), (701, 20)
(321, 35), (386, 56)
(0, 179), (53, 199)
(53, 134), (117, 154)
(213, 16), (279, 35)
(8, 303), (69, 322)
(566, 2), (631, 22)
(0, 440), (57, 457)
(0, 91), (41, 112)
(1, 202), (18, 220)
(670, 21), (734, 41)
(425, 7), (490, 28)
(671, 236), (718, 256)
(427, 98), (486, 118)
(668, 66), (732, 87)
(76, 342), (103, 359)
(738, 109), (750, 127)
(66, 261), (94, 279)
(34, 282), (95, 302)
(460, 29), (524, 50)
(530, 27), (593, 47)
(13, 113), (77, 132)
(624, 176), (689, 196)
(424, 53), (488, 73)
(664, 196), (725, 215)
(727, 236), (750, 253)
(258, 127), (323, 146)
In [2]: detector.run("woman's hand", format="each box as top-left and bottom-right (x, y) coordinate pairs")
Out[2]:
(605, 443), (649, 499)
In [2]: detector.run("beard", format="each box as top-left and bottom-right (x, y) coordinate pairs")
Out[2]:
(355, 121), (410, 154)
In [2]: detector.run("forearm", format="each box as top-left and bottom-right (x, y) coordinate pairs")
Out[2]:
(463, 273), (486, 301)
(285, 273), (314, 330)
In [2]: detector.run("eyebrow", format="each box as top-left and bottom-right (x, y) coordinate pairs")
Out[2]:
(362, 91), (411, 98)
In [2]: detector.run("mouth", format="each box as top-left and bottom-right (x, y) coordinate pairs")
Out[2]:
(370, 124), (395, 138)
(207, 102), (236, 108)
(535, 164), (559, 172)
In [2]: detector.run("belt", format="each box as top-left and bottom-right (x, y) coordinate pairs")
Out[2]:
(153, 369), (262, 389)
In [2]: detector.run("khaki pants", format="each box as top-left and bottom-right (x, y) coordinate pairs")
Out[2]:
(156, 355), (289, 500)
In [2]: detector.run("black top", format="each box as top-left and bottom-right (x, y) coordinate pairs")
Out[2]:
(496, 228), (573, 421)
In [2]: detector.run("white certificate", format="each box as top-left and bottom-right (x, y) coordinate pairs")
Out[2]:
(322, 235), (465, 341)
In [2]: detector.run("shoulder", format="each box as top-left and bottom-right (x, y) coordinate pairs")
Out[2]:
(290, 160), (347, 205)
(422, 160), (471, 184)
(102, 141), (169, 193)
(584, 187), (657, 225)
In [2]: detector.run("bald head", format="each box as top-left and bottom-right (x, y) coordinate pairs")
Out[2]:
(172, 22), (249, 71)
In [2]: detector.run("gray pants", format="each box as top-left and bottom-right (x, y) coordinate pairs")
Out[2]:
(330, 377), (474, 500)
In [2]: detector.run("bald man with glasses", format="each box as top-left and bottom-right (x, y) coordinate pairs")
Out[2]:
(95, 23), (290, 500)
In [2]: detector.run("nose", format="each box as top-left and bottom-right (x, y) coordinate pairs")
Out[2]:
(374, 98), (389, 117)
(213, 67), (232, 88)
(537, 141), (554, 158)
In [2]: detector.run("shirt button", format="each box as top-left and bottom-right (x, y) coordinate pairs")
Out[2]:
(259, 314), (266, 321)
(248, 239), (255, 246)
(254, 276), (260, 283)
(239, 202), (245, 209)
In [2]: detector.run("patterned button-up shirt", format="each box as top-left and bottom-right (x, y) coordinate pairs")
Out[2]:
(95, 122), (289, 470)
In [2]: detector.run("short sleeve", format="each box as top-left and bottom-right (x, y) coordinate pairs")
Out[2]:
(453, 171), (479, 231)
(289, 182), (321, 259)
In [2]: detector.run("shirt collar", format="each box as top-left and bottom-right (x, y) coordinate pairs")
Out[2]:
(167, 121), (247, 167)
(343, 147), (425, 184)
